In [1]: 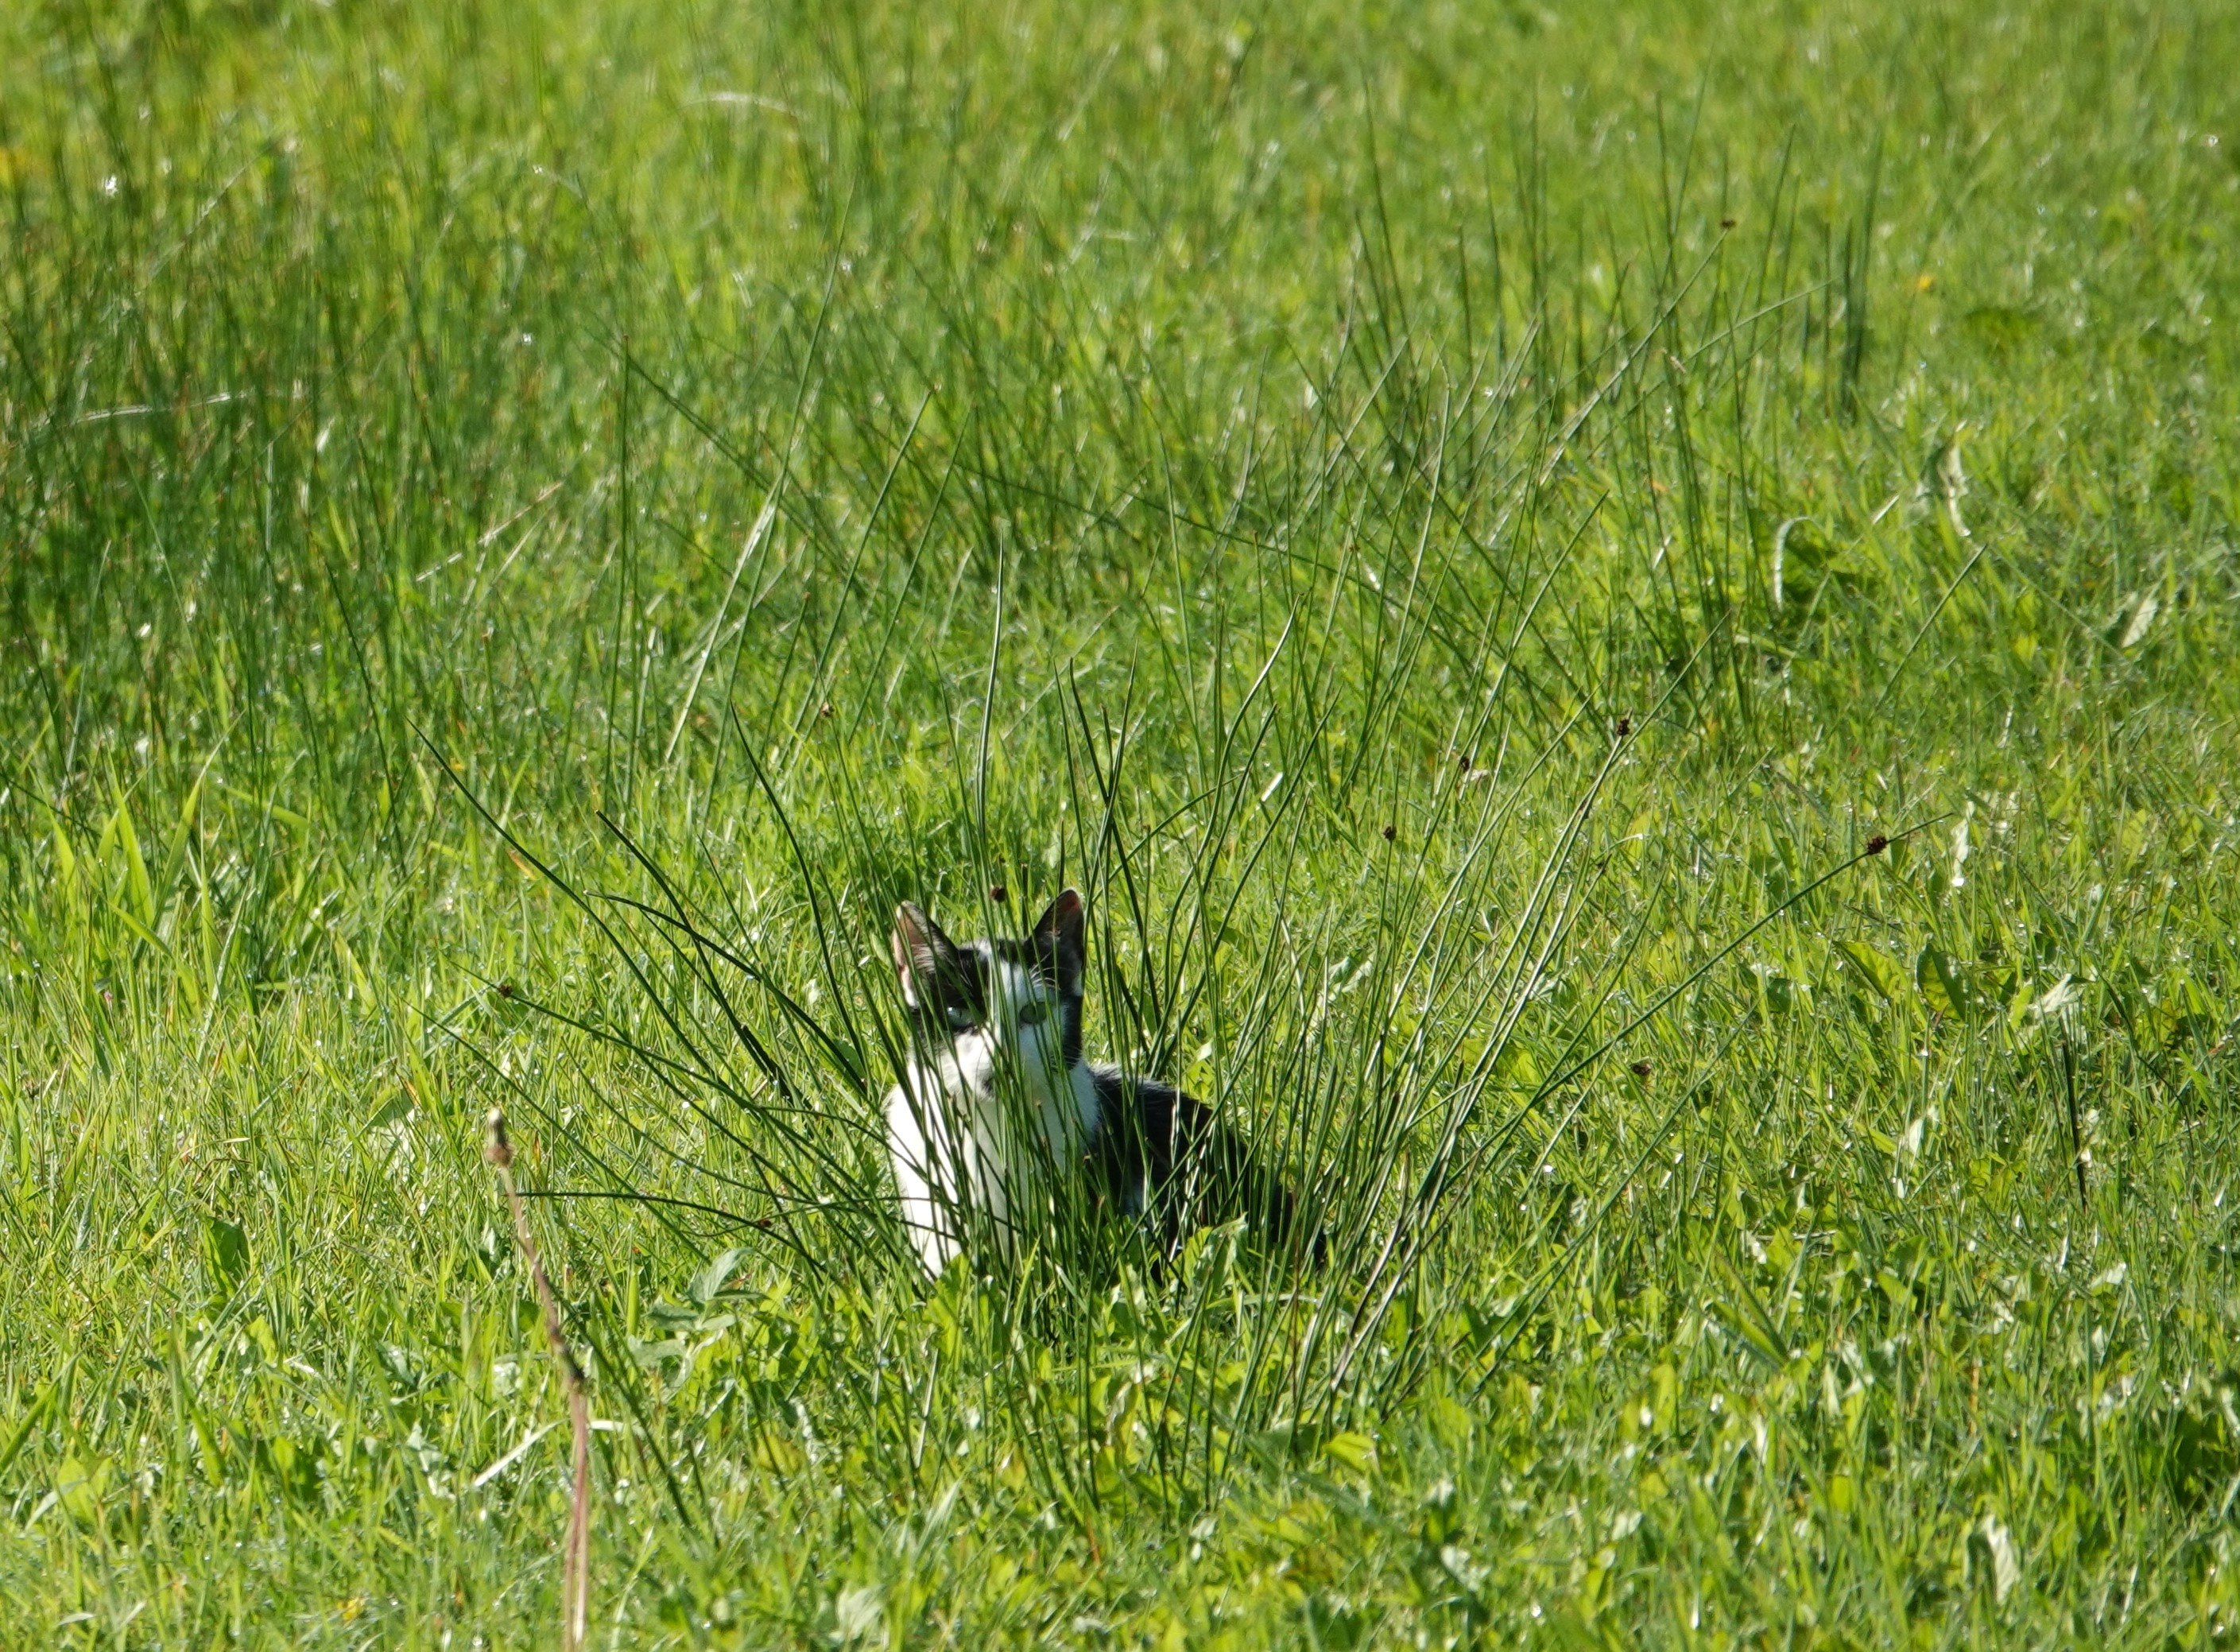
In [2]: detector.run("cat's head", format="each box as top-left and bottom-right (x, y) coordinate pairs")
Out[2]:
(890, 889), (1086, 1077)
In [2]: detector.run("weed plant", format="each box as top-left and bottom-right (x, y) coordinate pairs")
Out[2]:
(3, 0), (2238, 1646)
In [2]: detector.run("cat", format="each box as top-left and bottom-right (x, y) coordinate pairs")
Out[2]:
(882, 887), (1305, 1275)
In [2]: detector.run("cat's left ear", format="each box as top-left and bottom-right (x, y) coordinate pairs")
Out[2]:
(893, 901), (966, 1010)
(1030, 888), (1086, 994)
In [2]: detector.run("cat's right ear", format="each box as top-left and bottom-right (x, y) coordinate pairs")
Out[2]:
(1030, 888), (1086, 994)
(892, 902), (962, 1009)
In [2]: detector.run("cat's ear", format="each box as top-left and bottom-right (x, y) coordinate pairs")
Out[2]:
(892, 902), (964, 1009)
(1031, 888), (1086, 994)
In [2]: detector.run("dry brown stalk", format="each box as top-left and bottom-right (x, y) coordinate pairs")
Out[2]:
(486, 1107), (593, 1651)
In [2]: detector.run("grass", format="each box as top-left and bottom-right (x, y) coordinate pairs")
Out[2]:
(2, 0), (2238, 1644)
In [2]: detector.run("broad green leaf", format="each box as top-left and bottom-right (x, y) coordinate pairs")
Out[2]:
(1836, 940), (1902, 1001)
(1916, 945), (1983, 1022)
(202, 1216), (250, 1293)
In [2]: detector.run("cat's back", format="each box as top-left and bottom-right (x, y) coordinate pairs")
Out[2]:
(1087, 1065), (1301, 1249)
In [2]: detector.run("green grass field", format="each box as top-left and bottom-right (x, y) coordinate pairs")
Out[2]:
(4, 0), (2238, 1644)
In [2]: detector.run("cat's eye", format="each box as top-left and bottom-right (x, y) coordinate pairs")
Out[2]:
(944, 1006), (975, 1031)
(1017, 999), (1050, 1027)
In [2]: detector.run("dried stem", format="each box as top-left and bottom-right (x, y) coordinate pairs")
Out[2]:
(486, 1107), (593, 1651)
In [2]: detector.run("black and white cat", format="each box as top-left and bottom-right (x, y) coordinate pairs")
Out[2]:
(883, 888), (1302, 1275)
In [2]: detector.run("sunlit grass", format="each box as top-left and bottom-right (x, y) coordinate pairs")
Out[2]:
(4, 0), (2238, 1645)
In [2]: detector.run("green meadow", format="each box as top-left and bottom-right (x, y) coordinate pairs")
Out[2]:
(4, 0), (2238, 1643)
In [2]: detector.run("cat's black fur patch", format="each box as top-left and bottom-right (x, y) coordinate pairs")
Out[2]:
(1086, 1068), (1307, 1258)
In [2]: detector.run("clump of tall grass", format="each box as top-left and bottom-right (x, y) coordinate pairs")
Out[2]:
(440, 409), (1911, 1538)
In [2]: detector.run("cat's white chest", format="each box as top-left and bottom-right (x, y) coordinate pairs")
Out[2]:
(885, 1033), (1100, 1274)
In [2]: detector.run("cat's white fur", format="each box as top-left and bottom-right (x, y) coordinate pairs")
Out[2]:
(885, 954), (1100, 1274)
